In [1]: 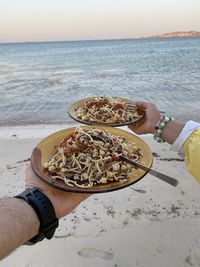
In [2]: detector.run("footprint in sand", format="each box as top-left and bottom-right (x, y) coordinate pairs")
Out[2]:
(77, 248), (114, 260)
(184, 246), (200, 266)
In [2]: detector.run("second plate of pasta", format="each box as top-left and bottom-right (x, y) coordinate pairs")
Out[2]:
(68, 96), (145, 127)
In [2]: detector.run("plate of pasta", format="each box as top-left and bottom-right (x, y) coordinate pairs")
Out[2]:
(31, 126), (153, 193)
(68, 96), (145, 126)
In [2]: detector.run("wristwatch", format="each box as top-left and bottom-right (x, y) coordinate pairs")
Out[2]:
(15, 188), (59, 245)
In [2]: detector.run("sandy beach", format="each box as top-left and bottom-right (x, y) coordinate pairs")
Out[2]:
(0, 124), (200, 267)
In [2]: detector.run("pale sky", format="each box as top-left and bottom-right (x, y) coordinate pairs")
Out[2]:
(0, 0), (199, 43)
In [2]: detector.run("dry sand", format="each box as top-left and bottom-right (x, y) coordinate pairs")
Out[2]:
(0, 124), (200, 267)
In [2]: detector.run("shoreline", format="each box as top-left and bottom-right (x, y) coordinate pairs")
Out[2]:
(0, 119), (77, 127)
(0, 122), (80, 139)
(1, 110), (200, 129)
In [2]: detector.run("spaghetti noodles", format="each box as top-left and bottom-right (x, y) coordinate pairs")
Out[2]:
(44, 127), (142, 188)
(75, 96), (141, 124)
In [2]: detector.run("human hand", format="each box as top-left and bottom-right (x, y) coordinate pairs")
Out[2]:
(128, 101), (161, 135)
(25, 165), (90, 219)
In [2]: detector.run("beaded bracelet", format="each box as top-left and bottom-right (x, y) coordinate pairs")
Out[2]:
(154, 115), (174, 143)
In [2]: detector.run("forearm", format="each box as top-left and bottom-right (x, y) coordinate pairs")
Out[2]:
(161, 120), (184, 145)
(0, 197), (40, 259)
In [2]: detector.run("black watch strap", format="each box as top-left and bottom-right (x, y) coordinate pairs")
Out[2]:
(15, 188), (59, 245)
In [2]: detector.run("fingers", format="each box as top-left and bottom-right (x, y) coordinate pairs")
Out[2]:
(135, 101), (158, 112)
(128, 122), (139, 132)
(25, 164), (32, 177)
(25, 165), (37, 179)
(128, 114), (148, 134)
(25, 165), (40, 188)
(135, 101), (149, 110)
(128, 122), (148, 135)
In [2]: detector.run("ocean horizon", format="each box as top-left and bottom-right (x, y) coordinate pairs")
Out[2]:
(0, 37), (200, 126)
(1, 34), (200, 45)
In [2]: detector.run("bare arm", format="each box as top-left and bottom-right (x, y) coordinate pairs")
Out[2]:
(0, 166), (89, 260)
(128, 101), (184, 144)
(160, 120), (184, 145)
(0, 197), (40, 259)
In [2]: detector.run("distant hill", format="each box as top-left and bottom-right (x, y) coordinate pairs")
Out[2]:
(143, 31), (200, 39)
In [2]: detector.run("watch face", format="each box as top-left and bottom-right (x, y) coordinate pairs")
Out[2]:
(31, 126), (153, 193)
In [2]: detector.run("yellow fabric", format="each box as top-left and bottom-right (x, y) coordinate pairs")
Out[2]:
(183, 127), (200, 183)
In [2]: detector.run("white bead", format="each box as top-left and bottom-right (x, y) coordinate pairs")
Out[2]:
(165, 117), (170, 122)
(157, 129), (161, 134)
(161, 122), (165, 127)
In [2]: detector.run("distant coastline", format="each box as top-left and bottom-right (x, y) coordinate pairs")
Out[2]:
(0, 31), (200, 45)
(142, 31), (200, 39)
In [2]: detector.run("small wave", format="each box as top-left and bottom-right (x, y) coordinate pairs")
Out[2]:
(0, 64), (16, 73)
(45, 77), (65, 86)
(24, 77), (65, 87)
(0, 63), (36, 74)
(95, 69), (122, 78)
(0, 76), (65, 89)
(52, 69), (83, 76)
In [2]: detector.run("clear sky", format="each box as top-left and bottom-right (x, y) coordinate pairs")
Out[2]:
(0, 0), (199, 43)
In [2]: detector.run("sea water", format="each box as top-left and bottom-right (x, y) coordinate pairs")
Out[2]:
(0, 38), (200, 125)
